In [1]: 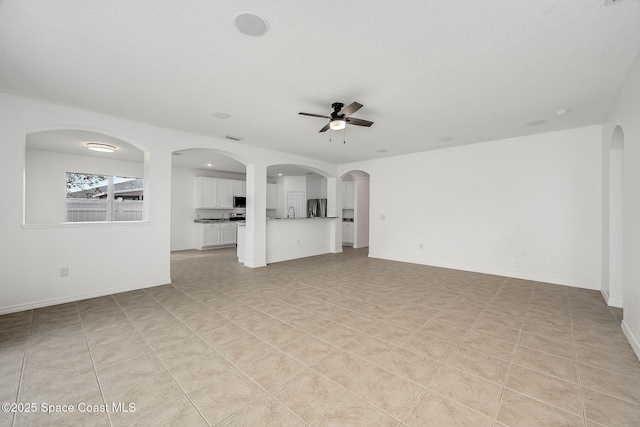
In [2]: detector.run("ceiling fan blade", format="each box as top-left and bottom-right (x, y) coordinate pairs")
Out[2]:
(346, 117), (374, 127)
(319, 122), (331, 133)
(339, 102), (363, 117)
(299, 112), (331, 119)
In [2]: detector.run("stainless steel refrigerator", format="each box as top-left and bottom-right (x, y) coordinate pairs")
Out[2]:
(307, 198), (327, 217)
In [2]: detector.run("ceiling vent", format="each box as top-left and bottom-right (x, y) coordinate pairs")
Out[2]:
(226, 135), (243, 141)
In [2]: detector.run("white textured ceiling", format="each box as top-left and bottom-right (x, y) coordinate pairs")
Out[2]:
(2, 1), (639, 164)
(27, 130), (143, 162)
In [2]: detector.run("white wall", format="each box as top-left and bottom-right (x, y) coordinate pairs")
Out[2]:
(608, 148), (624, 307)
(26, 149), (144, 224)
(355, 174), (370, 248)
(266, 218), (337, 263)
(341, 125), (602, 289)
(0, 92), (337, 314)
(602, 50), (640, 360)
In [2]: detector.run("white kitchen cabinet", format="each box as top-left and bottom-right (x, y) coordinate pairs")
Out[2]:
(342, 222), (354, 245)
(200, 224), (221, 247)
(196, 177), (238, 209)
(232, 180), (246, 196)
(196, 222), (237, 249)
(343, 181), (355, 209)
(195, 177), (218, 208)
(217, 179), (234, 208)
(221, 224), (237, 245)
(266, 183), (277, 210)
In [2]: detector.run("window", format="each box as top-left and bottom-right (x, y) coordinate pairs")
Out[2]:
(66, 172), (144, 222)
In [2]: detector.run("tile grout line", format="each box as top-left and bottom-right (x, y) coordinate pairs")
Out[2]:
(492, 283), (536, 427)
(110, 293), (216, 427)
(77, 300), (116, 427)
(10, 309), (33, 427)
(139, 288), (309, 427)
(570, 298), (591, 425)
(398, 277), (511, 427)
(156, 283), (461, 425)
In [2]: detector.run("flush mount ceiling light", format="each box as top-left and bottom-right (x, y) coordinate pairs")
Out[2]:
(526, 120), (547, 127)
(86, 143), (115, 153)
(212, 112), (231, 119)
(438, 137), (453, 142)
(330, 118), (347, 131)
(234, 13), (269, 37)
(556, 108), (569, 116)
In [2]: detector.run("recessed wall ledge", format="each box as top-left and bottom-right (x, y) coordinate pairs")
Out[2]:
(21, 221), (150, 230)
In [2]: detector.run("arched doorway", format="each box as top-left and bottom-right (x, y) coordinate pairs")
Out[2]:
(170, 148), (247, 252)
(608, 126), (624, 308)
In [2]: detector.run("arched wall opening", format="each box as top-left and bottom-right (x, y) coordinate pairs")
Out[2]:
(608, 125), (624, 308)
(24, 129), (146, 224)
(170, 148), (248, 252)
(266, 164), (332, 219)
(340, 170), (371, 249)
(263, 163), (341, 263)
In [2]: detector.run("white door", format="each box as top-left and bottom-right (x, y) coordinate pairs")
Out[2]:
(286, 191), (305, 218)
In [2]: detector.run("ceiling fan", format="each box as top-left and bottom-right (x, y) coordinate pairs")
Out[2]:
(299, 102), (374, 133)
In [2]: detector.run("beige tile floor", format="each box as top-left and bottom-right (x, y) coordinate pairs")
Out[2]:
(1, 247), (640, 426)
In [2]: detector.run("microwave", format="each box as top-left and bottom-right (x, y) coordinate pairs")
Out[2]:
(233, 196), (246, 208)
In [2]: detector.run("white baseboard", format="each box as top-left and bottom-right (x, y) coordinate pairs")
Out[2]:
(266, 249), (331, 264)
(600, 288), (624, 308)
(0, 278), (171, 315)
(243, 261), (267, 268)
(170, 245), (196, 251)
(607, 298), (624, 308)
(367, 252), (600, 290)
(622, 320), (640, 362)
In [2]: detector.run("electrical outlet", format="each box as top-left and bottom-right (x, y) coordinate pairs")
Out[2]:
(60, 267), (69, 277)
(380, 214), (386, 220)
(419, 243), (424, 249)
(297, 239), (300, 245)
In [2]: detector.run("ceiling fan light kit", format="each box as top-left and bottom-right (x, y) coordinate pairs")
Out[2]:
(299, 101), (374, 134)
(330, 119), (346, 131)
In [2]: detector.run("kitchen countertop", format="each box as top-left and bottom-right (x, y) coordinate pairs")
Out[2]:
(267, 217), (339, 220)
(194, 219), (245, 224)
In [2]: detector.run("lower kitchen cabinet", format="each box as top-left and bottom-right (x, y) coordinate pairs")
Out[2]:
(221, 224), (237, 245)
(196, 223), (237, 249)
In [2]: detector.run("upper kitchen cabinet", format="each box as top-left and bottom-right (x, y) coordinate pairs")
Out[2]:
(217, 179), (234, 208)
(196, 177), (218, 208)
(232, 180), (246, 197)
(195, 177), (238, 209)
(343, 181), (355, 209)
